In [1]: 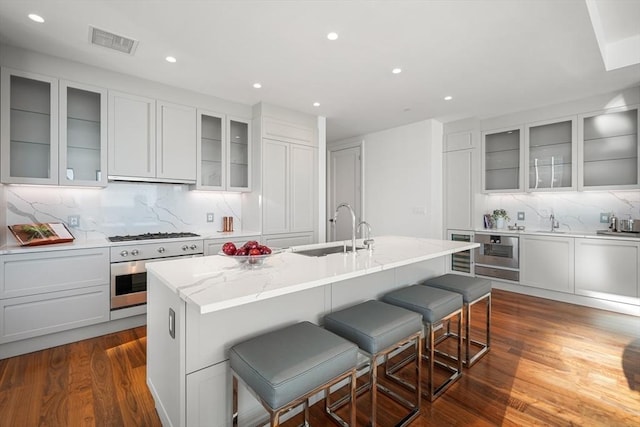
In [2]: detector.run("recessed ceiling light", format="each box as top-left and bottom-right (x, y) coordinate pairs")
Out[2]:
(313, 102), (320, 107)
(253, 82), (262, 89)
(444, 96), (453, 101)
(165, 56), (177, 63)
(28, 13), (44, 23)
(327, 32), (339, 41)
(392, 68), (402, 74)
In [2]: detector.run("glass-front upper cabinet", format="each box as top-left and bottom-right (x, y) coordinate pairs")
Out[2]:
(227, 117), (251, 192)
(525, 117), (576, 191)
(482, 127), (524, 192)
(196, 110), (226, 190)
(59, 81), (107, 187)
(579, 106), (639, 190)
(1, 68), (58, 184)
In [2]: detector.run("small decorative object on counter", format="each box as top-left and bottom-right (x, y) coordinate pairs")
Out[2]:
(491, 209), (509, 229)
(609, 213), (617, 232)
(222, 216), (234, 232)
(483, 214), (493, 229)
(8, 222), (75, 246)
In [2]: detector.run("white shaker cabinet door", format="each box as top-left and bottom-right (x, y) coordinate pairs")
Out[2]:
(520, 235), (575, 293)
(157, 101), (197, 182)
(290, 144), (316, 232)
(108, 91), (156, 178)
(575, 238), (639, 304)
(262, 139), (289, 234)
(444, 149), (475, 230)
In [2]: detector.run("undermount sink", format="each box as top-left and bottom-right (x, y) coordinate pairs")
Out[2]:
(535, 230), (566, 234)
(294, 245), (365, 257)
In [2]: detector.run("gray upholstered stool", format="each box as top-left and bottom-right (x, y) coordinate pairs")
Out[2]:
(383, 285), (463, 401)
(421, 274), (491, 367)
(324, 300), (422, 427)
(229, 321), (358, 426)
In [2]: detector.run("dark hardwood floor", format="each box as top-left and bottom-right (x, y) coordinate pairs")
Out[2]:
(0, 289), (638, 426)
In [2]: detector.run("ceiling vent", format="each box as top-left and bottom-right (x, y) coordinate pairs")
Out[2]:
(89, 26), (138, 55)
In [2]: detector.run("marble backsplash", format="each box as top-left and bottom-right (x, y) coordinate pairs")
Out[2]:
(3, 182), (243, 242)
(478, 190), (640, 232)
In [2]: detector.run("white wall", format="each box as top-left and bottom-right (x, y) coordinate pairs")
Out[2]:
(359, 119), (443, 239)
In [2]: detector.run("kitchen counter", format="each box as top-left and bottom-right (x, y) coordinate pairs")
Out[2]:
(0, 229), (262, 255)
(147, 235), (478, 314)
(474, 228), (640, 241)
(146, 235), (477, 426)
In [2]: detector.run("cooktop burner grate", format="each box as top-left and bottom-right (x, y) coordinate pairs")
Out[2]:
(108, 232), (200, 242)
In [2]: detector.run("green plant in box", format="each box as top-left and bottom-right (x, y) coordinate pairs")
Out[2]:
(491, 209), (510, 222)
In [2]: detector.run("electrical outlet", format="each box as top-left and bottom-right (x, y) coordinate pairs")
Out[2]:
(68, 215), (80, 228)
(206, 213), (215, 223)
(517, 211), (525, 221)
(600, 213), (610, 223)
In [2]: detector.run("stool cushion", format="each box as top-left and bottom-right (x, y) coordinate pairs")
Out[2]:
(383, 285), (462, 324)
(229, 321), (357, 410)
(325, 300), (422, 354)
(421, 274), (491, 303)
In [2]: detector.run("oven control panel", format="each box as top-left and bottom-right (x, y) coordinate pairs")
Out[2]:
(110, 239), (204, 262)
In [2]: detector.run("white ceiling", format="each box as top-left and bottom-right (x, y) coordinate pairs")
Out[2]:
(0, 0), (639, 141)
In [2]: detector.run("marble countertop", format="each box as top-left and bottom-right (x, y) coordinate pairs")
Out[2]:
(473, 228), (640, 241)
(146, 235), (479, 314)
(0, 229), (262, 255)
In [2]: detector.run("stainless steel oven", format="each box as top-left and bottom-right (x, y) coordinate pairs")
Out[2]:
(474, 233), (519, 281)
(109, 233), (203, 316)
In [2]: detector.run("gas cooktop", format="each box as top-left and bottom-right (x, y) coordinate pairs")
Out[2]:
(108, 232), (201, 242)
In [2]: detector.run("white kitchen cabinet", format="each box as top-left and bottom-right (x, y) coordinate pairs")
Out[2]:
(227, 117), (251, 191)
(109, 92), (197, 183)
(108, 91), (156, 179)
(578, 106), (639, 190)
(575, 238), (639, 304)
(157, 101), (197, 182)
(520, 235), (575, 293)
(196, 110), (226, 190)
(262, 232), (314, 249)
(444, 148), (476, 230)
(203, 235), (261, 255)
(482, 126), (524, 192)
(525, 116), (577, 191)
(262, 139), (316, 235)
(445, 130), (475, 152)
(0, 247), (110, 344)
(59, 80), (108, 186)
(1, 67), (59, 184)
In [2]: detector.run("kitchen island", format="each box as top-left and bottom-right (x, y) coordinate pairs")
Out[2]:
(146, 236), (478, 427)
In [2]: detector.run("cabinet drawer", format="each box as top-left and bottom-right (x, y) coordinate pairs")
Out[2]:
(0, 285), (109, 343)
(0, 248), (109, 298)
(262, 232), (314, 249)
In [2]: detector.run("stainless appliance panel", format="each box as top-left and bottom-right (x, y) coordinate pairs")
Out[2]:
(474, 233), (519, 269)
(475, 265), (520, 282)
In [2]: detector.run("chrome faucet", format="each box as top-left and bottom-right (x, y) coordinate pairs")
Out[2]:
(333, 203), (357, 254)
(550, 214), (560, 232)
(357, 221), (375, 250)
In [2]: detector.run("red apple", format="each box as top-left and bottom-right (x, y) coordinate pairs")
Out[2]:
(222, 242), (237, 256)
(244, 240), (260, 250)
(234, 248), (248, 256)
(248, 248), (261, 256)
(259, 245), (272, 255)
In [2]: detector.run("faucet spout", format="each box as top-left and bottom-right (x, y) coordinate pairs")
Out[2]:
(334, 203), (357, 254)
(357, 221), (375, 250)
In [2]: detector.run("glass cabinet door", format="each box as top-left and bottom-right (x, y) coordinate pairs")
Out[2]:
(59, 81), (107, 186)
(526, 118), (576, 191)
(197, 111), (225, 190)
(580, 107), (639, 189)
(482, 127), (523, 192)
(227, 117), (251, 191)
(1, 68), (58, 184)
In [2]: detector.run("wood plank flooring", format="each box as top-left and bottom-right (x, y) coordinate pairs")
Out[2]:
(0, 289), (638, 426)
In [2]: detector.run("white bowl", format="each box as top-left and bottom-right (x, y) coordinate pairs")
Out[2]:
(217, 249), (281, 268)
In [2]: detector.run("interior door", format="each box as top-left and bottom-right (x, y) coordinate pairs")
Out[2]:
(328, 144), (362, 241)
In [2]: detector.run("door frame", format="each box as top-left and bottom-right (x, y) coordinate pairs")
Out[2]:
(326, 138), (365, 242)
